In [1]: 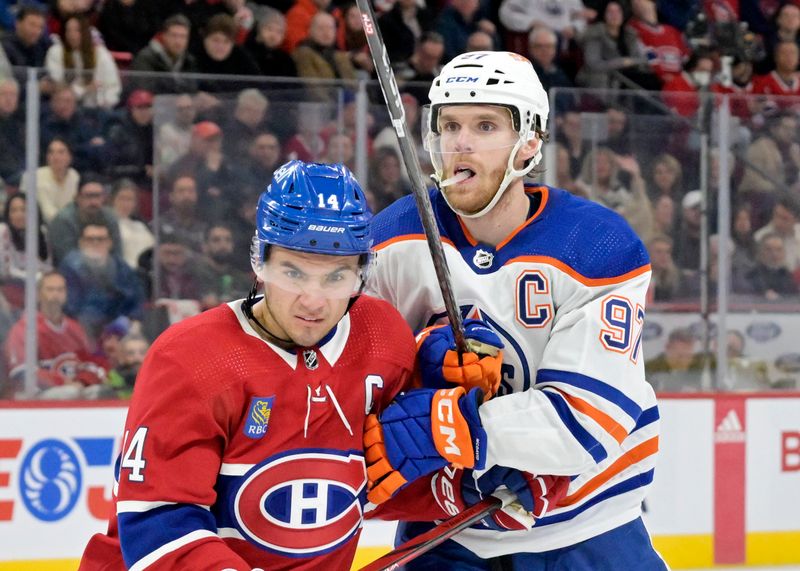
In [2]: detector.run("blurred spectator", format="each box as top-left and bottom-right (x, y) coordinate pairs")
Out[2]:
(335, 2), (373, 77)
(106, 332), (149, 398)
(528, 26), (573, 106)
(759, 3), (800, 74)
(20, 137), (80, 224)
(60, 220), (144, 338)
(106, 89), (154, 190)
(320, 91), (374, 153)
(710, 57), (755, 120)
(130, 14), (199, 94)
(229, 189), (259, 272)
(579, 147), (655, 242)
(97, 0), (159, 54)
(745, 232), (799, 300)
(646, 234), (694, 302)
(369, 147), (411, 212)
(244, 7), (297, 79)
(466, 30), (494, 51)
(156, 93), (196, 168)
(752, 41), (800, 100)
(435, 0), (498, 62)
(194, 13), (260, 92)
(555, 142), (590, 198)
(96, 315), (132, 371)
(576, 2), (655, 90)
(683, 234), (753, 298)
(647, 152), (683, 201)
(627, 0), (690, 84)
(645, 327), (702, 392)
(652, 194), (678, 237)
(0, 77), (24, 188)
(0, 194), (51, 308)
(732, 202), (758, 263)
(394, 31), (445, 105)
(45, 15), (121, 109)
(738, 112), (800, 226)
(604, 106), (632, 157)
(237, 131), (282, 191)
(49, 177), (123, 266)
(149, 231), (205, 299)
(284, 103), (326, 162)
(753, 196), (800, 272)
(223, 88), (271, 160)
(499, 0), (588, 41)
(662, 50), (715, 117)
(156, 174), (207, 252)
(1, 5), (50, 68)
(283, 0), (332, 54)
(293, 11), (357, 102)
(555, 109), (587, 179)
(168, 121), (237, 221)
(373, 91), (430, 180)
(674, 189), (702, 270)
(111, 178), (154, 268)
(377, 0), (435, 63)
(4, 270), (98, 399)
(196, 223), (252, 307)
(40, 83), (106, 173)
(321, 132), (355, 171)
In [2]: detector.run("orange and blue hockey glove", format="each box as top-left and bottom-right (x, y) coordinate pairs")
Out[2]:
(416, 319), (504, 398)
(364, 386), (486, 505)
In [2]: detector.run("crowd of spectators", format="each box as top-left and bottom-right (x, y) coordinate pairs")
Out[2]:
(3, 0), (800, 397)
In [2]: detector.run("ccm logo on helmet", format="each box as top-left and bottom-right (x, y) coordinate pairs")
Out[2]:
(446, 76), (479, 84)
(308, 224), (345, 233)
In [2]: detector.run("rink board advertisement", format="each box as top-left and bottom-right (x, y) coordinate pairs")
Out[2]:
(0, 396), (799, 570)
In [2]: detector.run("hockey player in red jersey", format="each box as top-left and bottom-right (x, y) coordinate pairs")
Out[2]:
(364, 51), (667, 569)
(79, 161), (420, 570)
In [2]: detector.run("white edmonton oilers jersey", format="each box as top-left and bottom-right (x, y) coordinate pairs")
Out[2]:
(366, 185), (660, 555)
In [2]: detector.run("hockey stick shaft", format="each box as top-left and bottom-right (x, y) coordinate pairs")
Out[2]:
(358, 496), (502, 571)
(356, 0), (467, 352)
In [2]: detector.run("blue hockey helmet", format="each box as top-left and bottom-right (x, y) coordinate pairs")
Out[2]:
(251, 160), (373, 274)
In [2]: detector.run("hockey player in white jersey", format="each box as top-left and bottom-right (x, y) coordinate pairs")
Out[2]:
(363, 51), (667, 569)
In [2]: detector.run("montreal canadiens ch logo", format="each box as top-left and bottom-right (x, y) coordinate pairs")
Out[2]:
(232, 450), (366, 557)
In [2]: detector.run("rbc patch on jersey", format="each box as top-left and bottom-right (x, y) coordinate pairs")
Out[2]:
(243, 396), (275, 439)
(232, 449), (366, 557)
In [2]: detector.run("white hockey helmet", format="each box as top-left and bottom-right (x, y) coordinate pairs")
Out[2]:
(425, 51), (550, 218)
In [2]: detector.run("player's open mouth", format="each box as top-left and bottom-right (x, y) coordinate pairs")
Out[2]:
(440, 166), (476, 187)
(297, 316), (322, 323)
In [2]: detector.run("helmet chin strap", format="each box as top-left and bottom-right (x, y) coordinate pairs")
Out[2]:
(438, 137), (542, 219)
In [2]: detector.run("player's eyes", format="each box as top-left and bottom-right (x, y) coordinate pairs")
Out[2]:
(442, 122), (459, 132)
(477, 121), (496, 132)
(284, 269), (303, 280)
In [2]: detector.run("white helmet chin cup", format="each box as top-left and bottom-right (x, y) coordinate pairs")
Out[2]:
(426, 51), (549, 217)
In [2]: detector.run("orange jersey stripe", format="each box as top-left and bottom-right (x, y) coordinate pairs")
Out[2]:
(505, 256), (651, 287)
(551, 388), (628, 444)
(560, 436), (660, 507)
(374, 233), (457, 252)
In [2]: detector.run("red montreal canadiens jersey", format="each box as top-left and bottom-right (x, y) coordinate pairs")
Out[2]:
(79, 296), (416, 571)
(753, 71), (800, 99)
(627, 18), (689, 82)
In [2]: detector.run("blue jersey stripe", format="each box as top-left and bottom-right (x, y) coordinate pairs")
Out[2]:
(535, 468), (656, 527)
(542, 389), (607, 464)
(119, 503), (217, 568)
(536, 369), (643, 422)
(632, 406), (660, 433)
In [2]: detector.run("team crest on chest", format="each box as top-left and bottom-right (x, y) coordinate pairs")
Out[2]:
(303, 349), (319, 370)
(243, 396), (275, 439)
(473, 248), (494, 269)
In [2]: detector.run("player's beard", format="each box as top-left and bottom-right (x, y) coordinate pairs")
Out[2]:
(443, 160), (507, 216)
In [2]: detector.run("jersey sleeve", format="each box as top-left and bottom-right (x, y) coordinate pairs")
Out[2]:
(114, 336), (251, 571)
(481, 247), (655, 476)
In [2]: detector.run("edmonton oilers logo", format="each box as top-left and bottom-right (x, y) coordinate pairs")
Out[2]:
(19, 439), (81, 522)
(473, 248), (494, 269)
